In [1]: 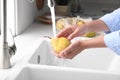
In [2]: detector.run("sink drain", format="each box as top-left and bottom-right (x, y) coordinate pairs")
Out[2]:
(37, 55), (41, 64)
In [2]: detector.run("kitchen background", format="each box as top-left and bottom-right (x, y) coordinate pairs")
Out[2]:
(39, 0), (120, 18)
(0, 0), (120, 35)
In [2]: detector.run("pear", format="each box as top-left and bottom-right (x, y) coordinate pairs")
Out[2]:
(83, 32), (96, 38)
(51, 37), (71, 53)
(76, 20), (85, 26)
(56, 18), (65, 31)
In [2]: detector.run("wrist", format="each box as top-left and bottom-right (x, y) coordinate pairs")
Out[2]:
(79, 36), (107, 49)
(79, 40), (90, 49)
(86, 20), (109, 32)
(78, 40), (88, 50)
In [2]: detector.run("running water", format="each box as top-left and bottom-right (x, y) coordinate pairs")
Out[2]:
(47, 0), (56, 37)
(47, 0), (68, 67)
(50, 7), (56, 37)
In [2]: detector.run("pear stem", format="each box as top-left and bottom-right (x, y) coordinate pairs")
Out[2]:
(44, 36), (52, 39)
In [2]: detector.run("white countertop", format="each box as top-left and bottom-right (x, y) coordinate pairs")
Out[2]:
(0, 22), (53, 80)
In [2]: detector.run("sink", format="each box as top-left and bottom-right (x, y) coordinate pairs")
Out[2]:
(28, 39), (116, 70)
(12, 65), (120, 80)
(6, 38), (120, 80)
(28, 40), (53, 65)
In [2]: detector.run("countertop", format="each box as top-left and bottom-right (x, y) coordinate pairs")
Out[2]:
(0, 22), (53, 80)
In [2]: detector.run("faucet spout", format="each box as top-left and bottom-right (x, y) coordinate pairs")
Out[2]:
(0, 42), (11, 69)
(0, 0), (16, 69)
(47, 0), (55, 8)
(0, 0), (10, 69)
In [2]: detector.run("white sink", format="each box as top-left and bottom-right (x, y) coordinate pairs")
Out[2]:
(13, 65), (120, 80)
(7, 38), (120, 80)
(28, 39), (116, 71)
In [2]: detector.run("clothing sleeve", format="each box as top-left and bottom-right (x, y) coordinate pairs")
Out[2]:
(104, 31), (120, 55)
(100, 8), (120, 55)
(100, 8), (120, 32)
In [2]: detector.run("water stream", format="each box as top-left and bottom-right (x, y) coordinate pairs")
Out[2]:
(49, 5), (56, 37)
(48, 0), (68, 67)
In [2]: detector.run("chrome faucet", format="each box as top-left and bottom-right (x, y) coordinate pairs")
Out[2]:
(47, 0), (55, 8)
(0, 0), (16, 69)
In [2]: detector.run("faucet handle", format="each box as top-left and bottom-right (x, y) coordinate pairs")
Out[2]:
(9, 44), (16, 57)
(47, 0), (55, 8)
(7, 29), (16, 56)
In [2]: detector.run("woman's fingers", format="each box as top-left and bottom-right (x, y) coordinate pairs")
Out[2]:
(57, 27), (74, 38)
(58, 41), (81, 59)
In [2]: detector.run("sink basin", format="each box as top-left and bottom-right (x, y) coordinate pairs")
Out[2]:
(13, 65), (120, 80)
(28, 39), (115, 71)
(6, 38), (120, 80)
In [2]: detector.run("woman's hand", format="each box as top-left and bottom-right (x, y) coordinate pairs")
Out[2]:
(57, 24), (88, 40)
(55, 20), (108, 59)
(55, 36), (107, 59)
(57, 20), (110, 40)
(55, 40), (85, 59)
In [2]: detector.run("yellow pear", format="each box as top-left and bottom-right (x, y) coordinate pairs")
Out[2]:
(83, 32), (96, 38)
(51, 37), (71, 53)
(56, 19), (65, 31)
(77, 20), (85, 26)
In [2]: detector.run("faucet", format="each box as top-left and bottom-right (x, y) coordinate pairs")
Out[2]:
(47, 0), (55, 8)
(0, 0), (16, 69)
